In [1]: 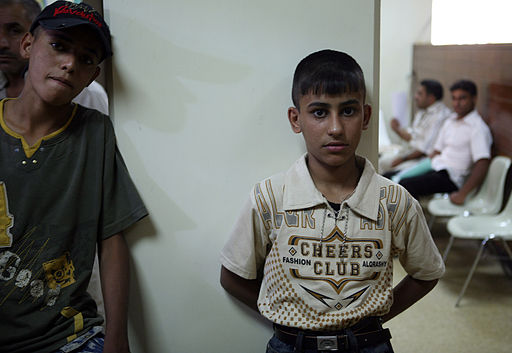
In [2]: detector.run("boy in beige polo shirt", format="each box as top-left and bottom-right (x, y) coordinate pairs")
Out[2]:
(220, 50), (444, 353)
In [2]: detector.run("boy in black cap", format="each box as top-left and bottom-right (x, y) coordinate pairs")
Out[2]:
(0, 2), (147, 353)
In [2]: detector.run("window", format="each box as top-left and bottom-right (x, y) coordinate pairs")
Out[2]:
(431, 0), (512, 45)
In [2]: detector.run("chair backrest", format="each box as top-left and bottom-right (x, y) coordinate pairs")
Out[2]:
(467, 156), (511, 213)
(500, 171), (512, 216)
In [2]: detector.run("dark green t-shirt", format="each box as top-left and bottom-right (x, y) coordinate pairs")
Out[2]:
(0, 100), (147, 353)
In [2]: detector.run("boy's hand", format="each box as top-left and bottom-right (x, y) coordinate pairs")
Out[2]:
(390, 118), (401, 133)
(449, 191), (466, 205)
(428, 150), (440, 159)
(391, 157), (404, 168)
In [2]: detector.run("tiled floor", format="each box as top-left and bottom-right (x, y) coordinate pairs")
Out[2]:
(386, 221), (512, 353)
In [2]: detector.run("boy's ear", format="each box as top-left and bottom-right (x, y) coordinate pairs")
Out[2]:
(20, 32), (34, 59)
(426, 94), (436, 106)
(362, 104), (372, 130)
(470, 95), (477, 107)
(86, 67), (101, 87)
(288, 107), (302, 133)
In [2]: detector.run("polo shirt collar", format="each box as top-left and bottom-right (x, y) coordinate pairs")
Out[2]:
(450, 109), (479, 123)
(426, 100), (444, 113)
(282, 154), (380, 221)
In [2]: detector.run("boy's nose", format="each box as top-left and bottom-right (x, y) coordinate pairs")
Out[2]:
(0, 34), (9, 49)
(327, 115), (343, 135)
(60, 54), (77, 72)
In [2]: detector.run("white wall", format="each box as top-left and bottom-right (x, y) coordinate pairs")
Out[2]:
(103, 1), (380, 352)
(379, 0), (432, 141)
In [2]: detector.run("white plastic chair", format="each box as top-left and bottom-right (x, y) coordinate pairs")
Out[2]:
(427, 156), (511, 228)
(444, 189), (512, 307)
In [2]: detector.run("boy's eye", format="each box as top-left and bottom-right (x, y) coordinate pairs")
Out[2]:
(341, 107), (355, 116)
(80, 55), (95, 65)
(9, 28), (22, 35)
(50, 42), (65, 51)
(7, 24), (23, 36)
(312, 109), (328, 118)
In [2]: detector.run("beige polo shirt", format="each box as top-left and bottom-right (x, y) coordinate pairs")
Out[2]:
(221, 155), (445, 330)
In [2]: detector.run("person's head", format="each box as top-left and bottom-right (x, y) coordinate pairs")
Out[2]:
(450, 80), (477, 118)
(291, 49), (366, 108)
(0, 0), (40, 75)
(20, 1), (112, 105)
(414, 79), (443, 109)
(288, 50), (371, 171)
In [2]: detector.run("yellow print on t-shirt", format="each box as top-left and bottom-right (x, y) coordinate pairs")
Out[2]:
(43, 252), (76, 290)
(255, 180), (316, 231)
(286, 226), (383, 294)
(0, 182), (14, 248)
(360, 185), (411, 232)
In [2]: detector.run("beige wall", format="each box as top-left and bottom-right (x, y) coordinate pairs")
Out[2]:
(102, 1), (380, 352)
(380, 0), (432, 141)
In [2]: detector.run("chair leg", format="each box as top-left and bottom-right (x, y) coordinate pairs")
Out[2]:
(428, 215), (436, 230)
(443, 235), (454, 263)
(501, 238), (512, 259)
(455, 237), (489, 307)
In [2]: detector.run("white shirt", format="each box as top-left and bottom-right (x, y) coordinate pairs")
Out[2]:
(73, 81), (109, 115)
(408, 101), (452, 154)
(0, 72), (7, 99)
(221, 155), (445, 330)
(431, 109), (492, 188)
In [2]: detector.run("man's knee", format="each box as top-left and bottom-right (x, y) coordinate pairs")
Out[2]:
(399, 176), (420, 199)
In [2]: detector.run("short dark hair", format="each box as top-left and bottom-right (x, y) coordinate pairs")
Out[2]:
(450, 79), (477, 97)
(291, 49), (366, 108)
(0, 0), (41, 23)
(420, 79), (443, 101)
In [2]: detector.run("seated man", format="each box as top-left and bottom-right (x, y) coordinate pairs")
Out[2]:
(399, 80), (492, 205)
(380, 79), (451, 176)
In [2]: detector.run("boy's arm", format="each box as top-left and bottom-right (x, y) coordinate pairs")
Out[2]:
(391, 149), (425, 168)
(381, 275), (438, 322)
(449, 158), (490, 205)
(220, 265), (262, 312)
(428, 150), (440, 159)
(390, 118), (412, 142)
(99, 232), (131, 353)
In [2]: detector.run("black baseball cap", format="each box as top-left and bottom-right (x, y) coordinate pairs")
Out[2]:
(29, 1), (112, 61)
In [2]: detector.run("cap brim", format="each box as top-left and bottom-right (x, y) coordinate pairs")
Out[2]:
(36, 19), (112, 60)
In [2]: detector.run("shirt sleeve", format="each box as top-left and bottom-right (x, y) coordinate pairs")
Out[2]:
(220, 188), (272, 280)
(432, 121), (447, 154)
(100, 119), (148, 239)
(393, 196), (445, 281)
(409, 111), (429, 153)
(470, 121), (493, 162)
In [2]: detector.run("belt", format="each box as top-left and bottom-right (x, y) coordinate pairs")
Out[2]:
(273, 318), (391, 351)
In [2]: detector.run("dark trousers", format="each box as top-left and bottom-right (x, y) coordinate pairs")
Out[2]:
(399, 169), (458, 199)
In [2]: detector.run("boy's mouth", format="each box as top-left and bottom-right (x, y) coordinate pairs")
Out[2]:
(49, 76), (74, 89)
(324, 142), (348, 151)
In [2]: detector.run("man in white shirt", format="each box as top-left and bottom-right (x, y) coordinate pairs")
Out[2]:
(380, 79), (451, 177)
(399, 80), (492, 205)
(0, 0), (39, 99)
